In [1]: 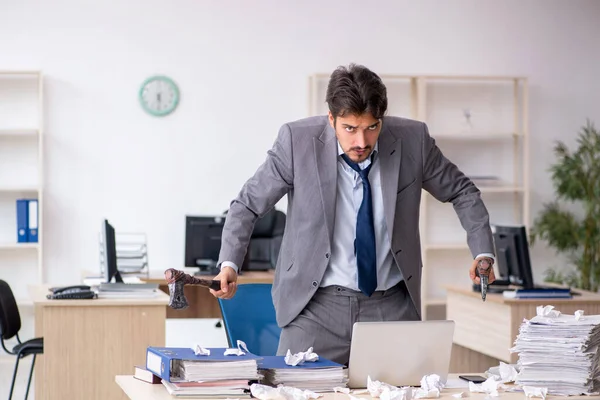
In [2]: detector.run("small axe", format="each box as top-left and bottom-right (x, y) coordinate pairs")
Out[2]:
(164, 268), (222, 310)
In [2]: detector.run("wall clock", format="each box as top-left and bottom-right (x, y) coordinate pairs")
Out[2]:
(139, 75), (180, 116)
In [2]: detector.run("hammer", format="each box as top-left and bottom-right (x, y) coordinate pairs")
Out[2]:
(164, 268), (222, 310)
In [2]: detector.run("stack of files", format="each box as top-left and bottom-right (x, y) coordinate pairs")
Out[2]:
(511, 309), (600, 395)
(100, 232), (149, 276)
(258, 356), (348, 392)
(503, 287), (572, 299)
(146, 347), (262, 398)
(162, 380), (252, 398)
(97, 282), (159, 299)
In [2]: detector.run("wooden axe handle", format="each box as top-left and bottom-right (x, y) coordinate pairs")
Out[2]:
(164, 268), (222, 291)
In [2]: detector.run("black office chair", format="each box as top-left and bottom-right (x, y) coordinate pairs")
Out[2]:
(0, 280), (43, 400)
(242, 209), (286, 271)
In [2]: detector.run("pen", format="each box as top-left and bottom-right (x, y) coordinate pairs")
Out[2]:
(477, 258), (493, 302)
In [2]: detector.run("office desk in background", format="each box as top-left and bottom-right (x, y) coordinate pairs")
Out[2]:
(142, 270), (275, 318)
(446, 285), (600, 372)
(29, 285), (168, 400)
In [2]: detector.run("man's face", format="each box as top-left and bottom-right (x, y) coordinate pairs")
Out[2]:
(329, 111), (382, 163)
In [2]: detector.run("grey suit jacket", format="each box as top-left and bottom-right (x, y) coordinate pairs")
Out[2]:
(218, 116), (494, 327)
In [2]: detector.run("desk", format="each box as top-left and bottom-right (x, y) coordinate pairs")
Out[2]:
(446, 286), (600, 372)
(29, 285), (168, 400)
(115, 374), (595, 400)
(142, 270), (275, 319)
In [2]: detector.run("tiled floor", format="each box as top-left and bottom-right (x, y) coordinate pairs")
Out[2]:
(0, 318), (228, 399)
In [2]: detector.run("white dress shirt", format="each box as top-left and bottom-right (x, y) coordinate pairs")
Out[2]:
(221, 141), (494, 277)
(319, 142), (403, 291)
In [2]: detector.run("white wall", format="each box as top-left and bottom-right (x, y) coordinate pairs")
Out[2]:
(1, 0), (599, 285)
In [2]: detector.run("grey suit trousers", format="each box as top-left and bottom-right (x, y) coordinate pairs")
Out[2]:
(276, 281), (419, 366)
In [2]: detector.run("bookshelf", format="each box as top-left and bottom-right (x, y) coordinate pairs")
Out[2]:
(307, 73), (529, 320)
(0, 71), (44, 308)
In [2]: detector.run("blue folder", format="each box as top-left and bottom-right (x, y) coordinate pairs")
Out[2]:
(258, 356), (344, 369)
(16, 199), (29, 243)
(145, 347), (261, 382)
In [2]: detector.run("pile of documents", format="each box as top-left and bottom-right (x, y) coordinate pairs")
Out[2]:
(511, 306), (600, 395)
(100, 232), (149, 277)
(258, 355), (348, 392)
(97, 282), (159, 299)
(146, 345), (261, 398)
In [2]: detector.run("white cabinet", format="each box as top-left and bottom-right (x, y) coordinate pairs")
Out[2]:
(0, 71), (44, 306)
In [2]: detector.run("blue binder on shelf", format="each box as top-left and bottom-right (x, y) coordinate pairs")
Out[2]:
(16, 199), (29, 243)
(145, 347), (261, 382)
(27, 199), (39, 243)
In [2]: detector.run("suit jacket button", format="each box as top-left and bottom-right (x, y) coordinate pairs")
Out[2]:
(312, 281), (318, 287)
(325, 253), (330, 259)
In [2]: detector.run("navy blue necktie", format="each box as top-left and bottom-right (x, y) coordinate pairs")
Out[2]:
(341, 153), (377, 297)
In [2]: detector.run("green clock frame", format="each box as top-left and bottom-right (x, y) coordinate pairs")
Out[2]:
(138, 75), (180, 117)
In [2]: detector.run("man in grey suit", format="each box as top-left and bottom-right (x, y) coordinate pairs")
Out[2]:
(212, 64), (496, 365)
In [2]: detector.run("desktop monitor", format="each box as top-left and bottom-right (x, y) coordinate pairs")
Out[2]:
(492, 224), (534, 289)
(184, 215), (225, 274)
(102, 219), (123, 283)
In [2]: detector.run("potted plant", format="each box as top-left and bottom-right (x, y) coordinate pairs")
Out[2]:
(529, 120), (600, 291)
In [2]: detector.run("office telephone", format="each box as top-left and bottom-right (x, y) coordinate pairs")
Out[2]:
(46, 285), (98, 300)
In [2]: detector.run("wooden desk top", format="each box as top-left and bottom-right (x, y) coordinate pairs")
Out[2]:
(142, 270), (275, 285)
(28, 285), (169, 307)
(115, 374), (596, 400)
(445, 285), (600, 304)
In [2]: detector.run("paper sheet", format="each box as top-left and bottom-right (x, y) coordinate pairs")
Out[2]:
(498, 362), (518, 383)
(468, 377), (501, 397)
(250, 383), (322, 400)
(536, 305), (561, 318)
(523, 386), (548, 400)
(224, 340), (249, 356)
(193, 345), (210, 356)
(284, 347), (319, 366)
(414, 374), (443, 399)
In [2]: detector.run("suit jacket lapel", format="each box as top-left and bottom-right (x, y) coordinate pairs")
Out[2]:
(314, 124), (338, 248)
(378, 124), (402, 243)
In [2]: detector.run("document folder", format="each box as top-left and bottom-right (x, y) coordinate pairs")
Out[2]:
(16, 199), (29, 243)
(145, 347), (261, 382)
(28, 199), (39, 243)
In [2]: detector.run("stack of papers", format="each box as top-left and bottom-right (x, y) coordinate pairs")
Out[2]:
(97, 282), (159, 298)
(511, 306), (600, 395)
(162, 379), (252, 398)
(99, 232), (149, 275)
(258, 356), (348, 392)
(177, 358), (261, 382)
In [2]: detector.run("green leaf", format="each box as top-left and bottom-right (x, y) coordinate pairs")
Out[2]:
(530, 202), (580, 252)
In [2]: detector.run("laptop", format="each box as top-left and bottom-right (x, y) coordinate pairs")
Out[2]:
(347, 320), (455, 388)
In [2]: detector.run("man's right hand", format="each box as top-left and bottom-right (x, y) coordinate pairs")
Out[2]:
(209, 266), (238, 300)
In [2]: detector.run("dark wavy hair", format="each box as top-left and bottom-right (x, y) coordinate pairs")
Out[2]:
(325, 63), (388, 120)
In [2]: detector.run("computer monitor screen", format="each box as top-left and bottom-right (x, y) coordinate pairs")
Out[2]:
(102, 219), (123, 283)
(184, 216), (225, 273)
(492, 224), (534, 289)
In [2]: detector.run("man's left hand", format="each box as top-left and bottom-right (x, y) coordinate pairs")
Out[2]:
(469, 256), (496, 285)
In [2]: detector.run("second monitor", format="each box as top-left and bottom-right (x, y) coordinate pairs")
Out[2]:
(492, 224), (535, 289)
(184, 215), (225, 276)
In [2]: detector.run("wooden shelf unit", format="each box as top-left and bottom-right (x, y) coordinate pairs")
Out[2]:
(0, 71), (45, 305)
